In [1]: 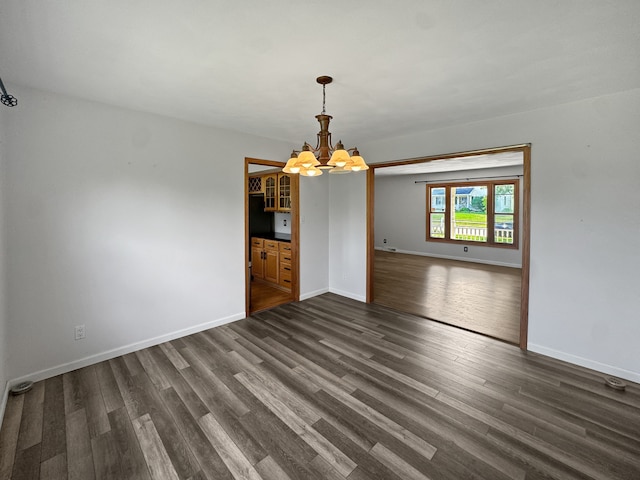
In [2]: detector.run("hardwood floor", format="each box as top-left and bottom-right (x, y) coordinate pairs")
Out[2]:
(1, 293), (639, 479)
(374, 250), (521, 344)
(249, 280), (292, 314)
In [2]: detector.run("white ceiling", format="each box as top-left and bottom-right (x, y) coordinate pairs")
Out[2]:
(1, 1), (639, 149)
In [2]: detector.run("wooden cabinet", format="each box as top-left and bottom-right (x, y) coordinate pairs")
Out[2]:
(254, 173), (290, 212)
(251, 237), (294, 292)
(248, 175), (263, 194)
(251, 237), (280, 285)
(251, 238), (265, 279)
(278, 174), (292, 212)
(279, 242), (293, 290)
(263, 240), (279, 284)
(263, 174), (277, 211)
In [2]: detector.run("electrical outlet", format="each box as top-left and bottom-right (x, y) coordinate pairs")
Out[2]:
(464, 246), (468, 252)
(74, 324), (86, 340)
(383, 238), (387, 243)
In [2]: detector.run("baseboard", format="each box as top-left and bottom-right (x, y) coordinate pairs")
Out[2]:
(329, 288), (366, 303)
(374, 246), (521, 269)
(299, 287), (330, 301)
(6, 312), (246, 389)
(528, 343), (640, 384)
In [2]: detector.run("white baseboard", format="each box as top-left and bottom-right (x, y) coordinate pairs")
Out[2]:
(6, 312), (246, 390)
(374, 246), (521, 269)
(329, 288), (366, 303)
(528, 343), (640, 384)
(299, 287), (330, 301)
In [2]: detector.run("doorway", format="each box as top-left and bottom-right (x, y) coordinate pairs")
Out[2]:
(245, 158), (300, 315)
(366, 144), (531, 349)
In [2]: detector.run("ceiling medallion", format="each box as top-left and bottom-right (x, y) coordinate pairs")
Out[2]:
(283, 76), (368, 177)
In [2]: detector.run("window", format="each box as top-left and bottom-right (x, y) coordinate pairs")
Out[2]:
(429, 187), (446, 239)
(427, 180), (518, 247)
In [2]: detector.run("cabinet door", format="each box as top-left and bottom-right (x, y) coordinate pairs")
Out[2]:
(263, 174), (277, 211)
(251, 246), (264, 279)
(278, 174), (291, 212)
(264, 249), (279, 284)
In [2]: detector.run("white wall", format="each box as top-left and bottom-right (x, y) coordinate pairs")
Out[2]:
(299, 176), (330, 299)
(331, 88), (640, 382)
(4, 85), (292, 383)
(375, 165), (523, 267)
(328, 173), (368, 302)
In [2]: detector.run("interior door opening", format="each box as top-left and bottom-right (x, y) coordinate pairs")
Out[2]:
(366, 144), (531, 349)
(245, 158), (300, 315)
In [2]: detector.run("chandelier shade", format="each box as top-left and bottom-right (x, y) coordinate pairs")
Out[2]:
(300, 166), (323, 177)
(283, 76), (368, 177)
(282, 151), (301, 174)
(328, 141), (350, 167)
(346, 148), (369, 172)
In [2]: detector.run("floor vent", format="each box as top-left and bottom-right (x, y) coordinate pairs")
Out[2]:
(10, 381), (33, 396)
(604, 376), (626, 391)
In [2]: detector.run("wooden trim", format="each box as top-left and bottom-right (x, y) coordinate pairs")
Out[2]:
(291, 172), (300, 302)
(244, 159), (251, 315)
(509, 178), (520, 250)
(366, 143), (531, 350)
(425, 179), (520, 249)
(370, 144), (530, 170)
(519, 145), (531, 350)
(366, 168), (375, 303)
(244, 157), (299, 316)
(244, 158), (284, 167)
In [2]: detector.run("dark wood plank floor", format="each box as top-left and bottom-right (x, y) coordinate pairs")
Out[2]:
(374, 250), (521, 344)
(1, 293), (639, 479)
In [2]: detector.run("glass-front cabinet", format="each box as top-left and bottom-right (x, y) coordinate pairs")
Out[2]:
(278, 174), (291, 212)
(263, 174), (277, 211)
(250, 172), (290, 213)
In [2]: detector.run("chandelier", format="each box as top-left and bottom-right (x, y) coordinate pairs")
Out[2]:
(283, 76), (368, 177)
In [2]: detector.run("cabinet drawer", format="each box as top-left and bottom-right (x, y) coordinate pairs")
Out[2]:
(264, 240), (278, 250)
(279, 267), (292, 288)
(251, 237), (264, 247)
(280, 263), (292, 275)
(280, 253), (292, 264)
(279, 242), (292, 253)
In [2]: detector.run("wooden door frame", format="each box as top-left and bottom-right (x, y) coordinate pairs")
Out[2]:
(244, 157), (300, 316)
(365, 144), (531, 350)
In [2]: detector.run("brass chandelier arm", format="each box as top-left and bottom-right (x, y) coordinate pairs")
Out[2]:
(289, 141), (318, 155)
(295, 143), (362, 155)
